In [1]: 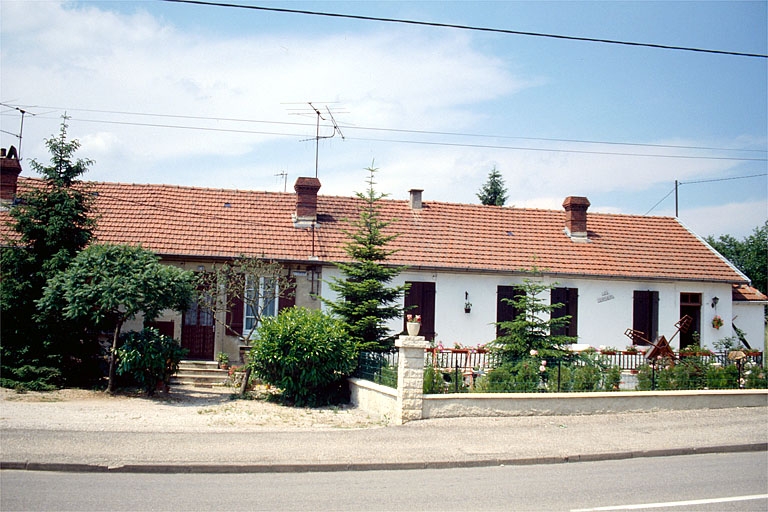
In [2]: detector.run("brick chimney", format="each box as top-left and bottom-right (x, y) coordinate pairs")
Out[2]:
(1, 146), (22, 206)
(409, 189), (423, 210)
(563, 196), (590, 241)
(293, 177), (321, 228)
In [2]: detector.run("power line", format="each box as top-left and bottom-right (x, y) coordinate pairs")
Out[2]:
(162, 0), (768, 59)
(644, 173), (768, 215)
(5, 104), (766, 155)
(4, 109), (765, 163)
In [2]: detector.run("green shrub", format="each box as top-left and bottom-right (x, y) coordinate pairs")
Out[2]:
(573, 363), (602, 391)
(248, 308), (357, 406)
(423, 364), (444, 394)
(603, 366), (622, 391)
(546, 363), (573, 392)
(744, 362), (768, 389)
(474, 359), (542, 393)
(116, 328), (187, 396)
(706, 364), (739, 389)
(0, 365), (61, 391)
(636, 364), (654, 390)
(374, 363), (398, 388)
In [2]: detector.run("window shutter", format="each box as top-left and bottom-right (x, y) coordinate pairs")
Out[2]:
(278, 275), (296, 311)
(227, 296), (244, 337)
(497, 286), (523, 338)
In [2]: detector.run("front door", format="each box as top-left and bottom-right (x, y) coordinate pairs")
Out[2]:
(679, 292), (702, 348)
(182, 294), (215, 360)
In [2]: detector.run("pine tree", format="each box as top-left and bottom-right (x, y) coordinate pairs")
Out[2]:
(492, 270), (576, 363)
(477, 166), (508, 206)
(1, 118), (98, 389)
(322, 166), (409, 350)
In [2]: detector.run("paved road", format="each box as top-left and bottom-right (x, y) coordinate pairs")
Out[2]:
(2, 453), (766, 511)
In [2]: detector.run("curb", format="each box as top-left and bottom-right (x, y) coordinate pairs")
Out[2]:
(2, 442), (765, 474)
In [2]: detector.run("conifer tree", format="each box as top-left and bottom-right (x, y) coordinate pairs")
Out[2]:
(322, 166), (409, 350)
(477, 166), (508, 206)
(1, 118), (98, 389)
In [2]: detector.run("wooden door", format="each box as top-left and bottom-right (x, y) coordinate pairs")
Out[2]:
(182, 294), (215, 360)
(404, 281), (436, 341)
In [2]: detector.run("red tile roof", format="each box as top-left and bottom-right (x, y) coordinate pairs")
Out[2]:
(732, 284), (768, 302)
(4, 177), (749, 284)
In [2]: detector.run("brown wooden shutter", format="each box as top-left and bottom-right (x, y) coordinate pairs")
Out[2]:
(633, 290), (659, 344)
(278, 275), (296, 311)
(496, 286), (524, 338)
(227, 296), (244, 337)
(551, 287), (578, 337)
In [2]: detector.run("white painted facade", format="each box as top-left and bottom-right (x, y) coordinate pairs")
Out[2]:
(321, 266), (739, 351)
(733, 301), (768, 352)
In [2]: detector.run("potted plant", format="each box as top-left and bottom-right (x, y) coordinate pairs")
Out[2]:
(599, 345), (617, 355)
(624, 345), (638, 354)
(406, 314), (422, 336)
(217, 351), (230, 370)
(712, 315), (724, 329)
(464, 301), (472, 313)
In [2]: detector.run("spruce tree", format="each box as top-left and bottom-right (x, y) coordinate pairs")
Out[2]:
(1, 118), (98, 389)
(477, 166), (508, 206)
(493, 270), (576, 363)
(323, 166), (409, 350)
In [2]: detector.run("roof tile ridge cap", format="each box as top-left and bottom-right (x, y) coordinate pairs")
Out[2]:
(674, 217), (749, 284)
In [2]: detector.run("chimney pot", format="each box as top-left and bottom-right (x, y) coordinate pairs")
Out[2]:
(409, 189), (423, 210)
(563, 196), (590, 240)
(1, 145), (22, 204)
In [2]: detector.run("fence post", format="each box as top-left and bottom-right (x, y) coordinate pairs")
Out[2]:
(395, 334), (429, 425)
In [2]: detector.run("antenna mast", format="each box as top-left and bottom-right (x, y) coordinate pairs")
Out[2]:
(285, 102), (345, 179)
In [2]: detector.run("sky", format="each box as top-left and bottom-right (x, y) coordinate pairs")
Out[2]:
(1, 0), (766, 239)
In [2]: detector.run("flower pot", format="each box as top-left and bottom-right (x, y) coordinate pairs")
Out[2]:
(406, 322), (421, 336)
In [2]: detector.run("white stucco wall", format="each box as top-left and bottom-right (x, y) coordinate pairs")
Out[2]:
(321, 266), (737, 350)
(733, 302), (767, 352)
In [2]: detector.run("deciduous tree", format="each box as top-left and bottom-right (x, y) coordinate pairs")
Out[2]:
(38, 244), (195, 393)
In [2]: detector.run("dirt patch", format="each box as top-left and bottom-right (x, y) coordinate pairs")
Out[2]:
(0, 385), (384, 432)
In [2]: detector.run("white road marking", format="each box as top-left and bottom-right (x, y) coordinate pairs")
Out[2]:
(571, 493), (768, 511)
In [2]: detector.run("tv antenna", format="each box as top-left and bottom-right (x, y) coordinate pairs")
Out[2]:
(275, 171), (288, 192)
(0, 102), (38, 159)
(285, 102), (346, 178)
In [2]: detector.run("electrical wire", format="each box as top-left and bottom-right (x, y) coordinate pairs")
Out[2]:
(644, 173), (768, 215)
(3, 109), (764, 163)
(161, 0), (768, 59)
(6, 104), (764, 156)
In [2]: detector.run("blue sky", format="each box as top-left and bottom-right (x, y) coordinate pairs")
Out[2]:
(1, 0), (766, 239)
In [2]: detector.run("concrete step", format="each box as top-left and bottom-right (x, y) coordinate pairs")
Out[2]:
(172, 361), (229, 388)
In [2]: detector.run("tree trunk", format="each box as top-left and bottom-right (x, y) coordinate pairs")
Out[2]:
(239, 366), (252, 396)
(106, 320), (123, 394)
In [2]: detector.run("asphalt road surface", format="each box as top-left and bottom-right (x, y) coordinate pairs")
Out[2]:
(2, 452), (766, 511)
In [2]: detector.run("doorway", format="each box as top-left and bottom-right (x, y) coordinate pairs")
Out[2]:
(679, 292), (702, 348)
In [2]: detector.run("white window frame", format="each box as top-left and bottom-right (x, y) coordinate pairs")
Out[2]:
(243, 276), (279, 335)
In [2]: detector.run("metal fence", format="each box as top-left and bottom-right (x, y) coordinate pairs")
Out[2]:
(354, 349), (398, 388)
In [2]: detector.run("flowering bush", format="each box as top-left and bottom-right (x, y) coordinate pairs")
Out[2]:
(406, 314), (422, 323)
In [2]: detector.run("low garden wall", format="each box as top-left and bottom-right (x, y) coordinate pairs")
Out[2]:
(349, 335), (768, 424)
(422, 389), (768, 418)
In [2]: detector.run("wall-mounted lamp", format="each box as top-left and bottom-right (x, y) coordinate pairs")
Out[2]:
(464, 291), (472, 313)
(711, 296), (719, 308)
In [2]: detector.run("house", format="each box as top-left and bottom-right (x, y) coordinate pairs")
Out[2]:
(2, 147), (763, 361)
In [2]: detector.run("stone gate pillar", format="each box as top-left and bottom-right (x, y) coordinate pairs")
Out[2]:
(395, 335), (429, 424)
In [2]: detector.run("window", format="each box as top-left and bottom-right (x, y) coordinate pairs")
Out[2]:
(633, 290), (659, 345)
(244, 276), (278, 334)
(551, 287), (578, 338)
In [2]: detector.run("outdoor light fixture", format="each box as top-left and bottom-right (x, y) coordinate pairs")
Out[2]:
(711, 296), (719, 308)
(464, 291), (472, 313)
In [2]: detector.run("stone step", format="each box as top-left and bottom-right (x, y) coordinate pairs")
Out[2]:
(173, 360), (229, 388)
